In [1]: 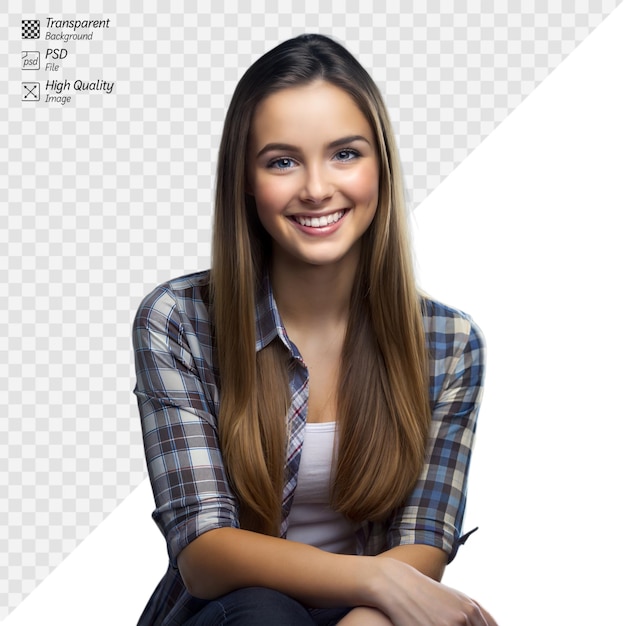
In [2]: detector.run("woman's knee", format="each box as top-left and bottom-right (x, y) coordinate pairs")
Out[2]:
(227, 587), (313, 624)
(185, 587), (314, 625)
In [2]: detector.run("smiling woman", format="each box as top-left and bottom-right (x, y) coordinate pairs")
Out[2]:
(133, 34), (497, 626)
(247, 81), (379, 270)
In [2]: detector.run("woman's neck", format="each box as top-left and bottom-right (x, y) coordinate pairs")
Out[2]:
(269, 251), (358, 331)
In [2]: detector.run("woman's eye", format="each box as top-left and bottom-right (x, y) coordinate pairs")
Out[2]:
(334, 149), (359, 161)
(268, 157), (296, 170)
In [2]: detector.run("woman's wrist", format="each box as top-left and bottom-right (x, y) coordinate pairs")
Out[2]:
(355, 556), (406, 613)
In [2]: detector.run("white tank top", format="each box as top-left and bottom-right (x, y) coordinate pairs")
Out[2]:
(286, 422), (356, 554)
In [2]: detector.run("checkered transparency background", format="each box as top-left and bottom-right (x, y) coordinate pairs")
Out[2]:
(0, 0), (621, 617)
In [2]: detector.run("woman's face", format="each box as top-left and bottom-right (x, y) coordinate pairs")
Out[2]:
(247, 80), (379, 271)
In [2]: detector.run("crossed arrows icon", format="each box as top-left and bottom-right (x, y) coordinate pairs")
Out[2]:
(22, 82), (39, 100)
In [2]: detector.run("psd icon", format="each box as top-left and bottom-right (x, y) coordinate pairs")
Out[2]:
(22, 19), (40, 39)
(22, 51), (40, 70)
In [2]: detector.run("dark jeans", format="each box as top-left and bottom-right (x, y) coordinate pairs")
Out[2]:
(183, 587), (352, 625)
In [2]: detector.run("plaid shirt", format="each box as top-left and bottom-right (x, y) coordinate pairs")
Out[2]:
(133, 270), (485, 625)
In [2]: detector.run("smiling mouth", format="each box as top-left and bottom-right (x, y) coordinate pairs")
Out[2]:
(291, 210), (347, 228)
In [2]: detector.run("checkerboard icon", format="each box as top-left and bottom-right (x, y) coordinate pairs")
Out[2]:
(22, 19), (40, 39)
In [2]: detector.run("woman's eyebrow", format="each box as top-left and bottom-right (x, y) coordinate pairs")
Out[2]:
(256, 135), (371, 159)
(327, 134), (371, 149)
(256, 142), (299, 158)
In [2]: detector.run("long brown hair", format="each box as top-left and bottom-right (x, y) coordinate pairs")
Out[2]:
(210, 34), (431, 535)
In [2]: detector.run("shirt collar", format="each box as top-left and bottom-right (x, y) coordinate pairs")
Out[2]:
(255, 271), (294, 356)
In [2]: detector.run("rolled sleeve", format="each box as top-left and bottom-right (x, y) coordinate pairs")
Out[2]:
(388, 303), (486, 562)
(133, 285), (239, 565)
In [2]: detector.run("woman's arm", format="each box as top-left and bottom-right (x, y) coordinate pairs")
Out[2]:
(179, 529), (497, 625)
(387, 306), (486, 563)
(178, 527), (371, 605)
(379, 544), (447, 581)
(133, 282), (241, 561)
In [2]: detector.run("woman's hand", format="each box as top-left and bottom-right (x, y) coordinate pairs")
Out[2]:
(365, 557), (498, 626)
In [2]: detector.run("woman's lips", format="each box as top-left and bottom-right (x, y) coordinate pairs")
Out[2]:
(291, 209), (346, 228)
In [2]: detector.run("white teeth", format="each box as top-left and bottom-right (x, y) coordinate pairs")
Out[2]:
(294, 210), (345, 228)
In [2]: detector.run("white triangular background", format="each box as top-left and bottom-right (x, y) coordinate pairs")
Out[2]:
(5, 4), (625, 624)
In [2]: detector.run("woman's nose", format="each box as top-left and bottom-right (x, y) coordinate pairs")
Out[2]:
(299, 164), (334, 204)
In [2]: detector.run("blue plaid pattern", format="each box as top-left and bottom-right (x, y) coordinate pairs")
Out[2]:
(133, 270), (485, 625)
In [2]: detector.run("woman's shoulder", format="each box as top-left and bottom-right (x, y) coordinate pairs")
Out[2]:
(133, 269), (213, 329)
(420, 293), (485, 354)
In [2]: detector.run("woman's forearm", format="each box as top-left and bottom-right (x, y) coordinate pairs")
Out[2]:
(378, 543), (447, 581)
(177, 527), (376, 607)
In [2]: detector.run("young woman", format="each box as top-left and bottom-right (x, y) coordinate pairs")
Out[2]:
(133, 34), (496, 626)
